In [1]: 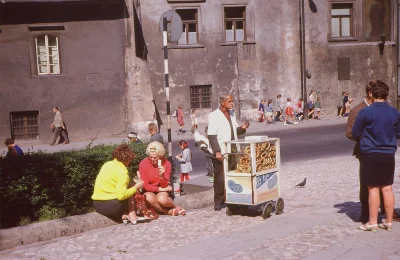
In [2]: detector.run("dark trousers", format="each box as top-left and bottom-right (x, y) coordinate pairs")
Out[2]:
(358, 160), (384, 217)
(212, 158), (225, 206)
(51, 127), (69, 145)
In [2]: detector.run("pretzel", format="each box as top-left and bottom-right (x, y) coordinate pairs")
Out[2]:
(240, 156), (251, 166)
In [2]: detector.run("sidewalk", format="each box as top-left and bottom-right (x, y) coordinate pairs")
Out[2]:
(1, 153), (399, 259)
(1, 115), (347, 156)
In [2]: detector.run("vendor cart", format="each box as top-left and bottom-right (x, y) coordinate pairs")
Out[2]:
(223, 136), (284, 219)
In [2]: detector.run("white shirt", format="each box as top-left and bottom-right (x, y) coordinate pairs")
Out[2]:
(207, 108), (239, 154)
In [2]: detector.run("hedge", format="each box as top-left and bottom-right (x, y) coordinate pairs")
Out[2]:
(0, 141), (161, 229)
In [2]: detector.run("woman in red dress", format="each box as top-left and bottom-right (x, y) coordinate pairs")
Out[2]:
(139, 141), (186, 216)
(177, 105), (185, 134)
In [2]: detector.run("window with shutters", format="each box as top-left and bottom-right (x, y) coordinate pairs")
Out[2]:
(35, 35), (61, 75)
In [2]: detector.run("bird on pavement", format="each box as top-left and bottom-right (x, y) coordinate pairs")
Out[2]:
(295, 178), (307, 188)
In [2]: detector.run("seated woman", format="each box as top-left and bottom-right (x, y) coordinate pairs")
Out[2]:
(139, 141), (186, 216)
(91, 144), (145, 225)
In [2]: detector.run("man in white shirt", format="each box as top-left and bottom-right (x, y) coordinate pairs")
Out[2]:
(207, 95), (249, 211)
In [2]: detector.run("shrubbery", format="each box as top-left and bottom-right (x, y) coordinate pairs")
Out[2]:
(0, 141), (150, 229)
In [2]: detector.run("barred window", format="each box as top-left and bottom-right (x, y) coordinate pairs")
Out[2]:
(35, 35), (60, 75)
(10, 111), (40, 140)
(190, 85), (212, 109)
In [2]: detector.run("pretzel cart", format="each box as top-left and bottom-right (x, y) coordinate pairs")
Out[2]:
(223, 137), (284, 219)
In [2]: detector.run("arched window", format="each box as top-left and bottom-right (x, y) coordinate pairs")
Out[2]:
(35, 35), (60, 75)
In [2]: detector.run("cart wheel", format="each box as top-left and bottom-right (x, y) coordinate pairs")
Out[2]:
(226, 206), (235, 216)
(262, 202), (273, 219)
(275, 198), (284, 215)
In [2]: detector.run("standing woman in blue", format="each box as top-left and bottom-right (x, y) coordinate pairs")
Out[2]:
(352, 80), (400, 232)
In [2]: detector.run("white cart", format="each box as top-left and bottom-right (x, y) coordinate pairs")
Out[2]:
(223, 137), (284, 219)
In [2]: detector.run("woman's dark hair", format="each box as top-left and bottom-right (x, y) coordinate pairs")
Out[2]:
(299, 97), (304, 101)
(112, 144), (135, 163)
(308, 90), (314, 97)
(370, 80), (389, 100)
(4, 138), (14, 145)
(277, 94), (281, 98)
(267, 99), (272, 105)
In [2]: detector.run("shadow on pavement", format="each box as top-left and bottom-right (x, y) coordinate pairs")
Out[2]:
(334, 201), (362, 222)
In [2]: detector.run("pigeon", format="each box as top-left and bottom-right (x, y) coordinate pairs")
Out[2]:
(295, 178), (307, 188)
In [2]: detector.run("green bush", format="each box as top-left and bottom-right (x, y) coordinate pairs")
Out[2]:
(0, 141), (153, 229)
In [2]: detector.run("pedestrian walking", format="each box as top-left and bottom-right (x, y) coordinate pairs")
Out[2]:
(190, 109), (198, 134)
(4, 138), (24, 158)
(307, 90), (315, 119)
(177, 105), (185, 135)
(258, 99), (265, 122)
(352, 80), (400, 232)
(338, 91), (346, 117)
(49, 107), (69, 145)
(148, 123), (164, 143)
(274, 94), (283, 122)
(207, 95), (249, 211)
(265, 99), (274, 124)
(343, 95), (353, 117)
(314, 97), (322, 119)
(175, 140), (192, 184)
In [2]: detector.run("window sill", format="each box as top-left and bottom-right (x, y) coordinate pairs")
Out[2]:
(221, 41), (256, 46)
(168, 44), (204, 49)
(328, 37), (358, 43)
(31, 73), (67, 78)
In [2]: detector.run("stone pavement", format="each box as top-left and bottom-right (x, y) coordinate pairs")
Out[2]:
(0, 115), (347, 156)
(1, 152), (399, 260)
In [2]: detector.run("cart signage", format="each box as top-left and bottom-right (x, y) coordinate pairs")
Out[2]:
(254, 172), (279, 204)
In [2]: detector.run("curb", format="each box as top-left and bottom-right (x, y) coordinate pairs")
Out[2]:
(0, 189), (214, 251)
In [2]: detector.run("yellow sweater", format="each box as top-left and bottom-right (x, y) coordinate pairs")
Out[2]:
(91, 159), (137, 201)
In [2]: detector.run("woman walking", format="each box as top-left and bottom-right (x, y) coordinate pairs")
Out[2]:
(352, 80), (400, 232)
(307, 90), (315, 119)
(177, 105), (185, 135)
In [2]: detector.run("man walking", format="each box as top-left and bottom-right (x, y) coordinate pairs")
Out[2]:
(50, 107), (69, 145)
(207, 95), (249, 211)
(346, 81), (400, 223)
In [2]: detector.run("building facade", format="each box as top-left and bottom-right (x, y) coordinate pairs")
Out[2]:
(141, 0), (398, 122)
(0, 0), (398, 143)
(0, 0), (154, 143)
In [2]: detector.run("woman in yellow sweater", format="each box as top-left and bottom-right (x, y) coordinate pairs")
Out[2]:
(92, 144), (144, 224)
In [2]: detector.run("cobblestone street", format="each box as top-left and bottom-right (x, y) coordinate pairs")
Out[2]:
(1, 154), (400, 260)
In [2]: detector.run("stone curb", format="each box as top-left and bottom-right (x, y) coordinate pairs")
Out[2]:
(0, 189), (214, 251)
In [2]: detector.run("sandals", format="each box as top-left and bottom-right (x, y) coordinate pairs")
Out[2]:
(178, 209), (186, 216)
(378, 221), (393, 232)
(358, 223), (378, 233)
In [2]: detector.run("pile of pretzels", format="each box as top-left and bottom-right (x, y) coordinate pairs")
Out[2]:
(235, 142), (277, 173)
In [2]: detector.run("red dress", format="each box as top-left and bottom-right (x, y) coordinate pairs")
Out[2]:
(139, 157), (171, 193)
(177, 109), (184, 125)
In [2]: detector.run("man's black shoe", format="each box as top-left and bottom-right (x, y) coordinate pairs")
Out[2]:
(393, 211), (400, 222)
(214, 204), (223, 211)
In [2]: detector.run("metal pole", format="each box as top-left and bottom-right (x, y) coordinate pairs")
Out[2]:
(163, 17), (175, 199)
(299, 0), (308, 119)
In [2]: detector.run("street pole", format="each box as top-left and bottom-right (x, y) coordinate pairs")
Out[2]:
(299, 0), (308, 119)
(162, 17), (174, 199)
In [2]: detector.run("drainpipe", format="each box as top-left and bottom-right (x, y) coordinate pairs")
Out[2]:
(299, 0), (308, 119)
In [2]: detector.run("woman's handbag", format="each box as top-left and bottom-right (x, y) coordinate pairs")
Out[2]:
(133, 192), (159, 220)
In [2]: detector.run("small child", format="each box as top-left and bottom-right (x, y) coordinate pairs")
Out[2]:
(296, 98), (304, 121)
(343, 98), (353, 117)
(314, 97), (322, 119)
(190, 109), (198, 134)
(284, 97), (299, 126)
(265, 99), (274, 124)
(175, 140), (193, 183)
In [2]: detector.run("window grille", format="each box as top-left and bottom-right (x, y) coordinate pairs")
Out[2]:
(35, 35), (60, 75)
(224, 6), (246, 42)
(190, 85), (212, 109)
(10, 111), (40, 140)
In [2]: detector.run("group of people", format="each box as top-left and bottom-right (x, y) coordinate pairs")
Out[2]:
(258, 91), (323, 125)
(338, 91), (353, 118)
(346, 80), (400, 232)
(173, 105), (199, 135)
(92, 141), (187, 224)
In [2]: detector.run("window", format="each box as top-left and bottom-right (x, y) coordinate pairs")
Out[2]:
(176, 9), (198, 45)
(35, 35), (60, 75)
(10, 111), (40, 140)
(330, 3), (353, 38)
(190, 85), (212, 109)
(224, 6), (246, 42)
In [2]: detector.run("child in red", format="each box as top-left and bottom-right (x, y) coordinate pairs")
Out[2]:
(284, 97), (299, 125)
